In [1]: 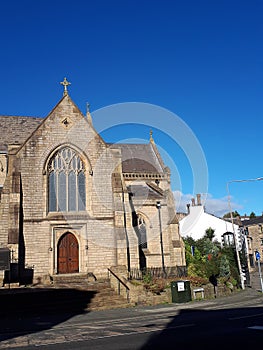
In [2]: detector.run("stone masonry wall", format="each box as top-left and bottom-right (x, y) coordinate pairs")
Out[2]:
(9, 95), (121, 279)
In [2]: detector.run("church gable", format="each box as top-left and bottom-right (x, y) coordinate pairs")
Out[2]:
(0, 89), (119, 222)
(14, 93), (108, 174)
(22, 95), (102, 151)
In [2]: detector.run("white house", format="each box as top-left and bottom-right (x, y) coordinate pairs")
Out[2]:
(179, 194), (241, 249)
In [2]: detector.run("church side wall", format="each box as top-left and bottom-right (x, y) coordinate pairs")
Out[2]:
(124, 177), (185, 269)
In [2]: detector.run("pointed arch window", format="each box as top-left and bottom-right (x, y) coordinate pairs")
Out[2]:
(137, 214), (147, 249)
(48, 147), (86, 212)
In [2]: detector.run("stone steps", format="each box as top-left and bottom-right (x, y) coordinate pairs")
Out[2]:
(50, 274), (131, 311)
(87, 287), (131, 311)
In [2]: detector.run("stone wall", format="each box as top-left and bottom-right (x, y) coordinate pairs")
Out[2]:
(109, 266), (237, 307)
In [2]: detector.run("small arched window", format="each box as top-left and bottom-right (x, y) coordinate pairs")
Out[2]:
(137, 214), (147, 249)
(48, 147), (86, 212)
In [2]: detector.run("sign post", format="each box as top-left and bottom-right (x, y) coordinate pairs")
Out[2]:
(0, 248), (10, 271)
(0, 248), (10, 288)
(255, 251), (263, 293)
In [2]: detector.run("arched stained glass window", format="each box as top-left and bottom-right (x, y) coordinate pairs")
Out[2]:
(137, 214), (147, 249)
(48, 147), (86, 212)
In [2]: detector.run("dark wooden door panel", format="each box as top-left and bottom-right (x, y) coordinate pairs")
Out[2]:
(58, 233), (79, 274)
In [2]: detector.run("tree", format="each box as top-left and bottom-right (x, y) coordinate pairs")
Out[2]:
(183, 233), (240, 285)
(221, 246), (240, 283)
(249, 211), (256, 218)
(204, 227), (215, 241)
(219, 254), (231, 277)
(223, 211), (240, 219)
(183, 239), (195, 266)
(183, 236), (202, 265)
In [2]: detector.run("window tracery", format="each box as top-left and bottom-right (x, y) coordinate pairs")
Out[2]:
(48, 147), (86, 212)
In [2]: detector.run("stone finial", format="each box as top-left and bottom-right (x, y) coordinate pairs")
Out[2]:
(86, 102), (90, 114)
(60, 77), (71, 96)
(86, 102), (93, 125)
(150, 129), (154, 143)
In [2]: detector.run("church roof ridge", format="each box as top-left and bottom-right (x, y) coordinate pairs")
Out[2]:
(0, 115), (42, 119)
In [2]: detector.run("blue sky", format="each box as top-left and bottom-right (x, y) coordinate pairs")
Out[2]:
(0, 0), (262, 216)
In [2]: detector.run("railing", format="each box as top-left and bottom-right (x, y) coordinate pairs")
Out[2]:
(108, 268), (130, 303)
(129, 266), (187, 280)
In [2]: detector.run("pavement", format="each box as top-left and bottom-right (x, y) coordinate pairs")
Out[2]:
(0, 283), (261, 319)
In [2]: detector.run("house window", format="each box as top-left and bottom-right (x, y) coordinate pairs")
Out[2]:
(48, 147), (86, 212)
(138, 214), (147, 249)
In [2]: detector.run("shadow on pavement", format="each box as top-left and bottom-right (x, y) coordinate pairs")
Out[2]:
(0, 287), (96, 343)
(140, 305), (263, 349)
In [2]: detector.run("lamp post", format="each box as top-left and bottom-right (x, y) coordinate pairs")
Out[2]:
(226, 177), (263, 290)
(156, 201), (166, 277)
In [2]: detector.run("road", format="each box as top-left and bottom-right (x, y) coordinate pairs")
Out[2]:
(0, 288), (262, 349)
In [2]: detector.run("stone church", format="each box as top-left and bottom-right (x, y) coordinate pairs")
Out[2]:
(0, 79), (185, 284)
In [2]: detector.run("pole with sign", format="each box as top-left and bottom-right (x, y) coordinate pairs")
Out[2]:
(255, 251), (263, 293)
(0, 248), (10, 289)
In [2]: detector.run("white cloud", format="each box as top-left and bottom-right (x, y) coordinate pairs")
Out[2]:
(174, 191), (243, 218)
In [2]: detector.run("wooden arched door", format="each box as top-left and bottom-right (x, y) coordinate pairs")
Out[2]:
(57, 232), (79, 274)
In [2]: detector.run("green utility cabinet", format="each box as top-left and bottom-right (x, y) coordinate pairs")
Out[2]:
(171, 280), (192, 303)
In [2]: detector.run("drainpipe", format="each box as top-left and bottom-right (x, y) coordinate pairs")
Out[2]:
(122, 183), (131, 278)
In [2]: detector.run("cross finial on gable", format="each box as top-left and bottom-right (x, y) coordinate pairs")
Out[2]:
(86, 102), (93, 125)
(86, 102), (90, 114)
(150, 129), (154, 143)
(60, 77), (71, 96)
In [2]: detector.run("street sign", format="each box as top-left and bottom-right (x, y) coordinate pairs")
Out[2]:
(255, 251), (260, 261)
(0, 248), (10, 270)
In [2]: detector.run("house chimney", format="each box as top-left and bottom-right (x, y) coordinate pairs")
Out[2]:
(197, 193), (201, 206)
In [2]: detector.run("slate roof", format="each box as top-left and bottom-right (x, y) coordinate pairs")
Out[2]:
(241, 216), (263, 227)
(111, 143), (164, 174)
(0, 115), (42, 151)
(126, 183), (163, 200)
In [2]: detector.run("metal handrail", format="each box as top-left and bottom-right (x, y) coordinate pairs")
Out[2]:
(107, 268), (130, 303)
